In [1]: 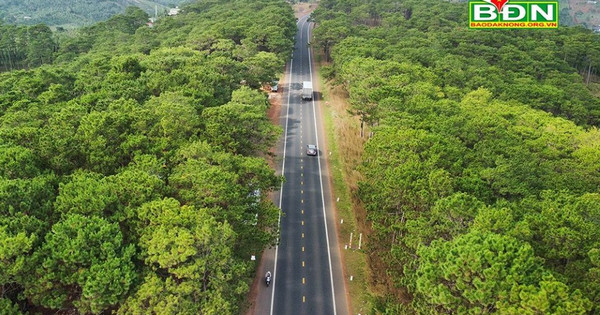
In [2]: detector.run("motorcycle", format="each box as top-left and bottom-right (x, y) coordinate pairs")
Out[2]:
(265, 271), (272, 287)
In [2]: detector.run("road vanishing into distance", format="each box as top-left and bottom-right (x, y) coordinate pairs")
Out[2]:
(253, 14), (349, 315)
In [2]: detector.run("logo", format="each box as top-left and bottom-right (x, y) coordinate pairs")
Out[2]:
(469, 0), (558, 29)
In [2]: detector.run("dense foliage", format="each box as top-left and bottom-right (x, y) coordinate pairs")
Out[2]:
(0, 7), (149, 73)
(313, 0), (600, 313)
(0, 23), (56, 72)
(0, 0), (295, 313)
(0, 0), (188, 28)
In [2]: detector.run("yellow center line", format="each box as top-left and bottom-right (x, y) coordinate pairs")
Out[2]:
(301, 220), (304, 225)
(301, 190), (304, 194)
(302, 246), (305, 252)
(302, 233), (304, 238)
(303, 296), (306, 303)
(301, 209), (304, 214)
(302, 261), (305, 267)
(302, 277), (305, 284)
(301, 181), (303, 185)
(301, 200), (304, 204)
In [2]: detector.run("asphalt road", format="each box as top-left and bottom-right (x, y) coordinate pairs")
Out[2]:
(252, 15), (349, 315)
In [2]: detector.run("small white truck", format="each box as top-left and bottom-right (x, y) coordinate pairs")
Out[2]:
(302, 81), (313, 100)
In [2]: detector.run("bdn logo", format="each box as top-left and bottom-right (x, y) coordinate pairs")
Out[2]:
(469, 0), (558, 29)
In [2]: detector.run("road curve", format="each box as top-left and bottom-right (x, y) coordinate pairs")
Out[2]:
(252, 14), (349, 315)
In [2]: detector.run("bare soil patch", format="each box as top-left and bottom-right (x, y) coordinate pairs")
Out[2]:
(267, 92), (282, 124)
(265, 70), (285, 169)
(293, 2), (317, 19)
(567, 0), (600, 26)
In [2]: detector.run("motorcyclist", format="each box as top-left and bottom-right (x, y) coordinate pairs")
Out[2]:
(265, 271), (272, 286)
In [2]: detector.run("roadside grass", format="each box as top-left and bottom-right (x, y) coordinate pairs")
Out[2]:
(314, 55), (372, 314)
(588, 81), (600, 98)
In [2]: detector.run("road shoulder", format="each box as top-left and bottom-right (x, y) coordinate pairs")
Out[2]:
(311, 44), (373, 314)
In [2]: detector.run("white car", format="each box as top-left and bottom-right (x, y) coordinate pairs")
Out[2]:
(306, 144), (317, 156)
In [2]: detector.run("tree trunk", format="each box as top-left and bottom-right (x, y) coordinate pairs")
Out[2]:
(360, 120), (364, 138)
(586, 61), (592, 85)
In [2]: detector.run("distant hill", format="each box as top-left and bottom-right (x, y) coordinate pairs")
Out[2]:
(561, 0), (600, 30)
(0, 0), (190, 28)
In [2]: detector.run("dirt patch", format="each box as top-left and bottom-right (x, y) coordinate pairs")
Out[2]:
(267, 91), (282, 127)
(567, 0), (600, 27)
(293, 2), (317, 19)
(243, 261), (261, 315)
(264, 67), (286, 169)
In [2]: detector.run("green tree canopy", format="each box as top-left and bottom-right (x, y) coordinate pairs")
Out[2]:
(24, 214), (136, 314)
(202, 102), (280, 156)
(415, 232), (589, 313)
(0, 0), (295, 313)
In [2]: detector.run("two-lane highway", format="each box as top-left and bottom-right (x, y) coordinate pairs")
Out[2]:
(253, 14), (349, 315)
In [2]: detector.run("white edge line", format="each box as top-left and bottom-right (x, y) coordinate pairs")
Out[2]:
(307, 19), (338, 315)
(270, 16), (304, 315)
